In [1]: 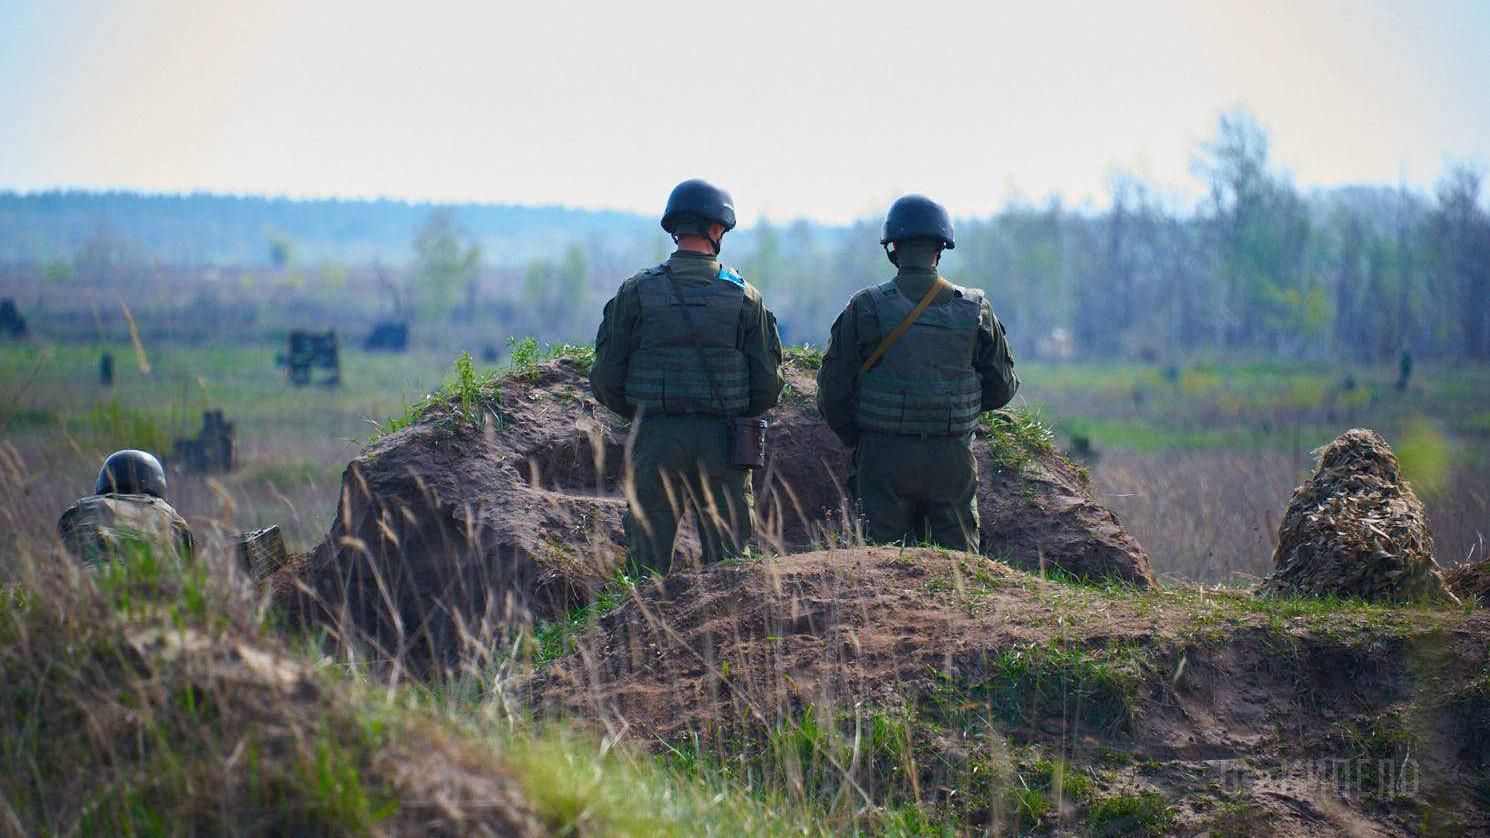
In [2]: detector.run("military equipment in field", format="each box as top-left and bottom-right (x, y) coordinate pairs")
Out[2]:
(0, 299), (27, 339)
(235, 525), (289, 581)
(363, 320), (409, 352)
(173, 410), (236, 473)
(282, 329), (340, 387)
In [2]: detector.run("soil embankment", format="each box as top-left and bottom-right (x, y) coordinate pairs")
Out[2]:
(532, 546), (1490, 835)
(280, 354), (1154, 669)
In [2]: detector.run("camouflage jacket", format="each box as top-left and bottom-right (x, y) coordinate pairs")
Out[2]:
(57, 493), (195, 567)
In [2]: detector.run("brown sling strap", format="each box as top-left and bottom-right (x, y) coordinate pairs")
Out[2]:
(859, 276), (950, 374)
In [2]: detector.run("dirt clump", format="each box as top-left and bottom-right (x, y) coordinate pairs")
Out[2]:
(284, 353), (1153, 671)
(1259, 428), (1454, 603)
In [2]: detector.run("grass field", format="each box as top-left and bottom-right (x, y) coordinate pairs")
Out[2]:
(2, 340), (1486, 583)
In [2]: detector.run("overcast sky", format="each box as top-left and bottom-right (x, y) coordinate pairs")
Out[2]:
(2, 0), (1487, 223)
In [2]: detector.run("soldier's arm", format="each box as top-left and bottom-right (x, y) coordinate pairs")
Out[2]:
(174, 516), (195, 561)
(741, 285), (785, 416)
(816, 294), (869, 448)
(975, 298), (1019, 411)
(589, 279), (641, 418)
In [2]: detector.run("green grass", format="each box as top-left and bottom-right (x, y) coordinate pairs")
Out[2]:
(1087, 790), (1176, 835)
(1015, 358), (1490, 469)
(525, 568), (636, 665)
(983, 405), (1057, 472)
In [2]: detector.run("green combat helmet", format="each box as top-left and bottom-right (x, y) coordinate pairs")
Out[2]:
(661, 179), (737, 254)
(59, 450), (193, 566)
(95, 449), (168, 497)
(880, 194), (955, 266)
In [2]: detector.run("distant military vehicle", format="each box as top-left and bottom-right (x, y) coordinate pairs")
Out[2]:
(280, 330), (340, 387)
(363, 320), (409, 352)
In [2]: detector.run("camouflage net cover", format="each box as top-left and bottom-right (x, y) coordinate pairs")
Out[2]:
(1258, 428), (1454, 603)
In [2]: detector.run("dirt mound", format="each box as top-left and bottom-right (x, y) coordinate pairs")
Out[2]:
(280, 357), (636, 671)
(1446, 558), (1490, 604)
(284, 353), (1152, 671)
(527, 547), (1490, 834)
(2, 561), (544, 836)
(1259, 428), (1453, 603)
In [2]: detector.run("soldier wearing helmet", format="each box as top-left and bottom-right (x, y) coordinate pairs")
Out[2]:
(589, 179), (785, 575)
(816, 195), (1019, 550)
(58, 449), (195, 567)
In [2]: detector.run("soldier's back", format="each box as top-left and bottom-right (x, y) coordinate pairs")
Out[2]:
(58, 493), (193, 566)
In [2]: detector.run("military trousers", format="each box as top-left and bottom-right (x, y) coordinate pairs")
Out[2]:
(623, 413), (755, 576)
(853, 431), (979, 551)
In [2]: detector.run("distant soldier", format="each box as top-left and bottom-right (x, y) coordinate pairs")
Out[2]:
(817, 195), (1019, 550)
(58, 450), (194, 567)
(1396, 347), (1413, 393)
(590, 179), (785, 575)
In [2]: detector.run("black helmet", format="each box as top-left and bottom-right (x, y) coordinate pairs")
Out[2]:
(880, 194), (955, 249)
(95, 450), (167, 498)
(661, 179), (737, 234)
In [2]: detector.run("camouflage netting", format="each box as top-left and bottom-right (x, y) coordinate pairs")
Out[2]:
(1258, 428), (1454, 603)
(278, 355), (1154, 672)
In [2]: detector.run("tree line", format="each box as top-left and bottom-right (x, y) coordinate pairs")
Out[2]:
(6, 109), (1487, 363)
(730, 110), (1489, 363)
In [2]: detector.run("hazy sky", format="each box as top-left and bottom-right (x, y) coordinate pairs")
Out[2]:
(2, 0), (1487, 223)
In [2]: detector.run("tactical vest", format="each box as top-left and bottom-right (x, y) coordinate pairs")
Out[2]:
(855, 279), (983, 436)
(57, 493), (194, 567)
(624, 265), (751, 416)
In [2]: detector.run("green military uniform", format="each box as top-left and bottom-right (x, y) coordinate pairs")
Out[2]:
(57, 493), (195, 568)
(817, 264), (1018, 550)
(590, 250), (784, 574)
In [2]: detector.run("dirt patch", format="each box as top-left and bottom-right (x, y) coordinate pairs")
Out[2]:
(282, 354), (1153, 672)
(1259, 428), (1454, 603)
(526, 546), (1490, 834)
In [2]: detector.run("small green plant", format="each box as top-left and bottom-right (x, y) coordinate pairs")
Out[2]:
(545, 342), (596, 372)
(784, 344), (824, 370)
(508, 336), (541, 375)
(369, 352), (497, 442)
(451, 351), (480, 418)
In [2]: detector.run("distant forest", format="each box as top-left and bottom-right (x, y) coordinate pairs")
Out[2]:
(3, 111), (1487, 362)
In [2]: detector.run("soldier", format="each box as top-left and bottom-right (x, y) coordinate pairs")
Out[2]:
(816, 195), (1019, 550)
(58, 449), (195, 567)
(590, 179), (784, 575)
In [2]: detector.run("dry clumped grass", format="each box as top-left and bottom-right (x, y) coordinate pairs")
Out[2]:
(1258, 428), (1453, 603)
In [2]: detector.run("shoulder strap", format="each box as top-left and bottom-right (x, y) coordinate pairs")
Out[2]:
(662, 264), (733, 416)
(859, 276), (949, 374)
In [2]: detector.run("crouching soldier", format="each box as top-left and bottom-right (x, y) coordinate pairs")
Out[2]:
(589, 179), (784, 575)
(58, 449), (194, 567)
(817, 195), (1019, 550)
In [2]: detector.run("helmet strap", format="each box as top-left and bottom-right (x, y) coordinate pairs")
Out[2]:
(884, 243), (900, 268)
